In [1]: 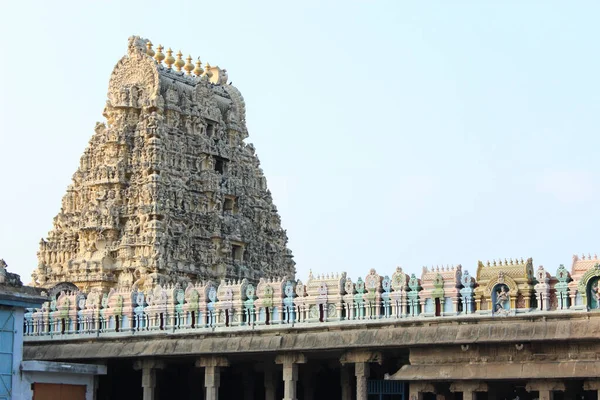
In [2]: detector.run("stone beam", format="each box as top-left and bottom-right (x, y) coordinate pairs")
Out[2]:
(526, 380), (566, 392)
(583, 380), (600, 391)
(340, 350), (383, 365)
(195, 356), (230, 368)
(275, 353), (307, 366)
(449, 382), (488, 393)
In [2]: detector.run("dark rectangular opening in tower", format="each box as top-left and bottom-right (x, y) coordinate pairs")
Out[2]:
(206, 122), (215, 137)
(232, 245), (243, 261)
(223, 195), (237, 213)
(214, 157), (226, 174)
(223, 197), (234, 212)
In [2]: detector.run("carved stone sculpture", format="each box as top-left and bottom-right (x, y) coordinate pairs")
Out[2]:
(33, 36), (295, 291)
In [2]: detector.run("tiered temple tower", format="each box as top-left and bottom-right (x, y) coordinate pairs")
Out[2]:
(33, 36), (295, 292)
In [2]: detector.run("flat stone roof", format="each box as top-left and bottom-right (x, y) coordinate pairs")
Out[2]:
(24, 312), (600, 362)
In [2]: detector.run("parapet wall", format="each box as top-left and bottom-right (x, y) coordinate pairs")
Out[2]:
(23, 258), (600, 340)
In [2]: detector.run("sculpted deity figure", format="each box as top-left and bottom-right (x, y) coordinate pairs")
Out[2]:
(495, 285), (509, 312)
(592, 281), (600, 309)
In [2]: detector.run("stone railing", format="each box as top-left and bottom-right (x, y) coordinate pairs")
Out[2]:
(23, 262), (600, 341)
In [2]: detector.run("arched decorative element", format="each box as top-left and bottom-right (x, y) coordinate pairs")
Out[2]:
(107, 39), (160, 109)
(48, 282), (79, 299)
(484, 273), (518, 296)
(577, 263), (600, 308)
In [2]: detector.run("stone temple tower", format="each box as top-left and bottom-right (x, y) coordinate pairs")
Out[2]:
(33, 36), (295, 292)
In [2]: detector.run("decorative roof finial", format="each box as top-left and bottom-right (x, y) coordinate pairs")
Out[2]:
(204, 62), (213, 79)
(193, 58), (204, 77)
(165, 48), (175, 69)
(175, 50), (185, 72)
(146, 41), (155, 57)
(184, 55), (194, 75)
(154, 45), (165, 64)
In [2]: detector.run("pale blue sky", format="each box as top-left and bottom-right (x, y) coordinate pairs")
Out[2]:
(1, 1), (599, 283)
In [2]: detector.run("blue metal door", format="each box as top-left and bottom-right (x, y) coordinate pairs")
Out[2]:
(0, 307), (15, 400)
(368, 380), (405, 400)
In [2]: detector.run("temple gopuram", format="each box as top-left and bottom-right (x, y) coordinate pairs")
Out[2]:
(20, 37), (600, 400)
(33, 36), (295, 293)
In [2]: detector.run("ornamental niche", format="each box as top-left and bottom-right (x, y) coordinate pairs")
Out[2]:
(33, 36), (295, 292)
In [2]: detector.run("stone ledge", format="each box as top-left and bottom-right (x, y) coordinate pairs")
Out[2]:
(23, 313), (600, 361)
(386, 361), (600, 380)
(21, 360), (107, 375)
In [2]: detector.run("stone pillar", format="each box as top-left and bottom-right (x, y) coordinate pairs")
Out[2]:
(133, 359), (164, 400)
(196, 356), (229, 400)
(526, 380), (566, 400)
(355, 362), (369, 400)
(340, 350), (382, 400)
(264, 365), (276, 400)
(340, 365), (352, 400)
(276, 353), (306, 400)
(450, 381), (488, 400)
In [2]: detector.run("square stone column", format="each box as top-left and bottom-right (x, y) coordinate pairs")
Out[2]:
(196, 356), (230, 400)
(133, 359), (165, 400)
(450, 381), (488, 400)
(526, 380), (566, 400)
(276, 353), (306, 400)
(355, 362), (370, 400)
(340, 351), (382, 400)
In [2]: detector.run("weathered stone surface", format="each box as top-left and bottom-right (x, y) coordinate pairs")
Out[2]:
(388, 362), (600, 380)
(32, 36), (294, 292)
(22, 313), (600, 361)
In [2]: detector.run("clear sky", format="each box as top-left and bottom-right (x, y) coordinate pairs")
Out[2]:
(1, 1), (599, 284)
